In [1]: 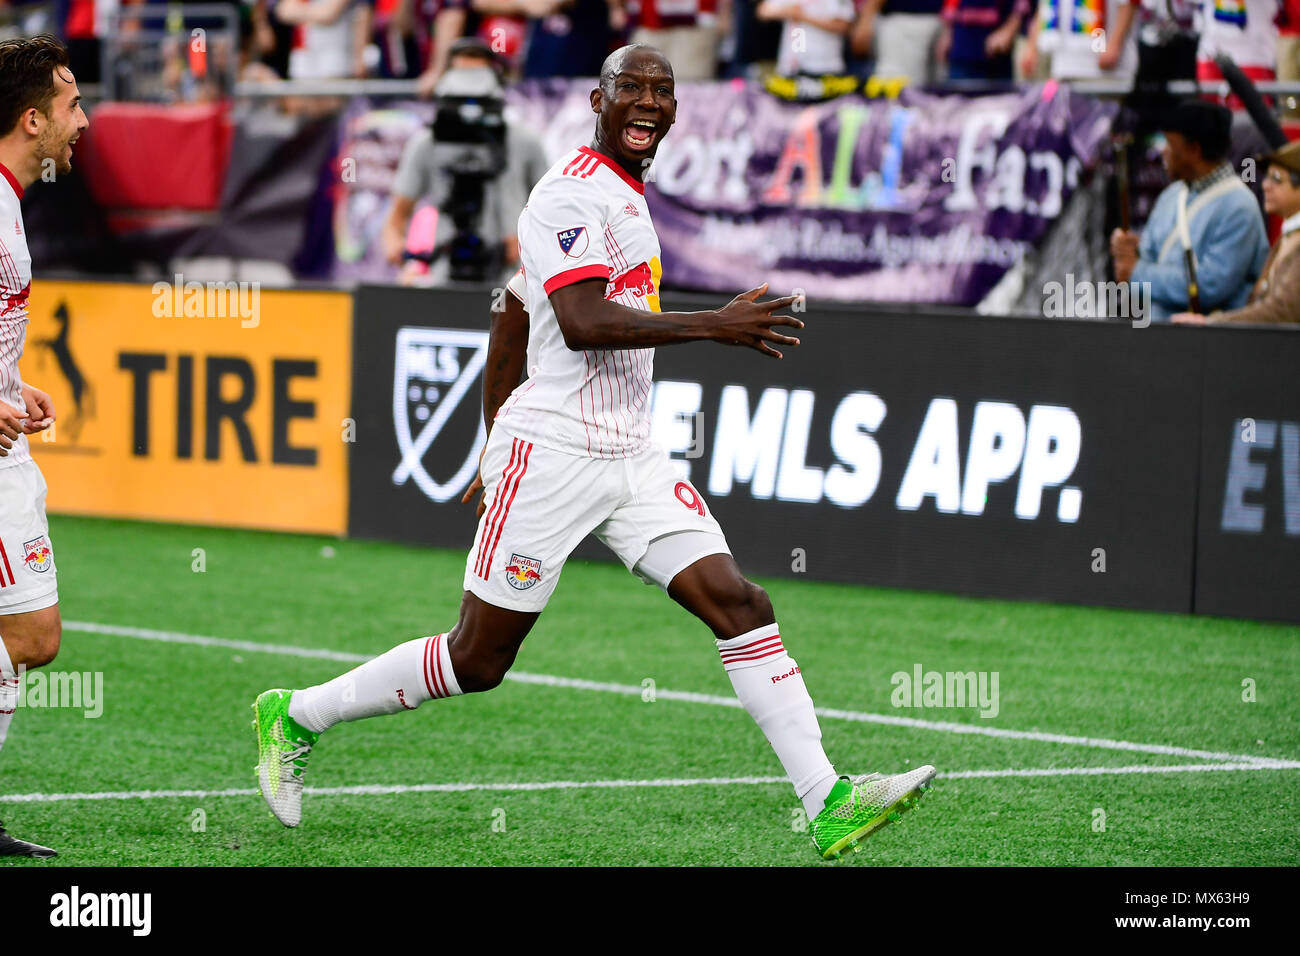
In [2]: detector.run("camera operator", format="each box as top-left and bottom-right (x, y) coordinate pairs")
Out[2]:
(382, 38), (548, 284)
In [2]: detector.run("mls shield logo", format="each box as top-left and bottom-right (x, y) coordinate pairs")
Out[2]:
(504, 553), (542, 590)
(22, 536), (52, 573)
(392, 327), (490, 503)
(556, 226), (589, 258)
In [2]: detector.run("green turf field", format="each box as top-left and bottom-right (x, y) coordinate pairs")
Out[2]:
(2, 514), (1297, 866)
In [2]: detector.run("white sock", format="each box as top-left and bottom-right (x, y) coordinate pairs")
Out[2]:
(717, 623), (838, 819)
(288, 633), (463, 734)
(0, 636), (17, 752)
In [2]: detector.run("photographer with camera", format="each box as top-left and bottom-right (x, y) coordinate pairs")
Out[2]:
(382, 38), (548, 284)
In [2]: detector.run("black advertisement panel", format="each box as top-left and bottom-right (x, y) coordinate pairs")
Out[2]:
(350, 285), (1201, 613)
(1195, 328), (1300, 623)
(350, 285), (499, 558)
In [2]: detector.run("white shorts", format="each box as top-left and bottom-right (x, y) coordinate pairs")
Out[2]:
(464, 425), (731, 612)
(0, 459), (58, 615)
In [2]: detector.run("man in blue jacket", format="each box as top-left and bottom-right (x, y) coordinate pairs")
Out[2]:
(1110, 99), (1269, 321)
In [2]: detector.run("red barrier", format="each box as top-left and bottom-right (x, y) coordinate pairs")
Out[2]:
(79, 101), (233, 213)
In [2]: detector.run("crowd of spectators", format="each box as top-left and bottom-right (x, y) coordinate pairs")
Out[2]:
(3, 0), (1296, 316)
(1, 0), (1296, 92)
(1106, 97), (1299, 324)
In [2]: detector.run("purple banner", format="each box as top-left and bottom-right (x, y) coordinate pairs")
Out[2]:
(331, 81), (1116, 304)
(331, 100), (434, 284)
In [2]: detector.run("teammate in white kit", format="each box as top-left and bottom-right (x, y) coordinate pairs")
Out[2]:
(0, 34), (87, 859)
(254, 44), (936, 860)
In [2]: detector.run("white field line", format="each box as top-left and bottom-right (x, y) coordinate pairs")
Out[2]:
(4, 761), (1300, 805)
(65, 620), (1296, 769)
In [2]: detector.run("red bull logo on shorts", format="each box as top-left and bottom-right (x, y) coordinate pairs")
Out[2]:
(504, 553), (543, 591)
(23, 536), (52, 573)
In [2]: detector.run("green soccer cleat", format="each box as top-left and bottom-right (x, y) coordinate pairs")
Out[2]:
(810, 765), (937, 860)
(252, 688), (320, 828)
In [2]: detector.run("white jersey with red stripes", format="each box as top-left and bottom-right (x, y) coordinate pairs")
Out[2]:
(501, 145), (663, 460)
(0, 164), (32, 470)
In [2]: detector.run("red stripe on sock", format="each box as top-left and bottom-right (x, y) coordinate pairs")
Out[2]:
(720, 646), (787, 667)
(422, 636), (437, 699)
(430, 634), (449, 699)
(720, 636), (783, 660)
(720, 632), (782, 653)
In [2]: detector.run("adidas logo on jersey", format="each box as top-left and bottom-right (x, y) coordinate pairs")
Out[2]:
(623, 202), (639, 217)
(13, 220), (19, 235)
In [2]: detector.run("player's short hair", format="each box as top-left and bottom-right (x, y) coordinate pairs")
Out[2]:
(599, 43), (672, 95)
(0, 34), (71, 138)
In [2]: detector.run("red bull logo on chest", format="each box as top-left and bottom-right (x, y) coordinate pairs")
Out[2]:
(605, 257), (662, 311)
(504, 553), (543, 591)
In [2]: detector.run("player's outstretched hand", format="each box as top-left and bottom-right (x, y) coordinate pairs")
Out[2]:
(20, 384), (55, 434)
(713, 283), (803, 358)
(461, 446), (487, 517)
(0, 400), (25, 457)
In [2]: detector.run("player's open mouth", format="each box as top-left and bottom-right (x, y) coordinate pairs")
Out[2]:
(623, 120), (657, 151)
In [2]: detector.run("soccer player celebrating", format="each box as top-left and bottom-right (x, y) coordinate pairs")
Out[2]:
(254, 44), (936, 860)
(0, 34), (86, 859)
